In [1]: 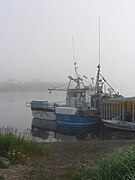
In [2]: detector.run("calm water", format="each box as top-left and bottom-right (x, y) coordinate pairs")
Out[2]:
(0, 91), (66, 129)
(1, 91), (133, 141)
(0, 91), (90, 141)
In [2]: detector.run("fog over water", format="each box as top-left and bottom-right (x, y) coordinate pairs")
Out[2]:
(0, 0), (135, 97)
(0, 91), (66, 129)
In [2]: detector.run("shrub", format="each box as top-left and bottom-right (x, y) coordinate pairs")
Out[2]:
(0, 127), (51, 165)
(77, 145), (135, 180)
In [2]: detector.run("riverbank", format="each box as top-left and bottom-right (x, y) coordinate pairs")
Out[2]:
(1, 140), (135, 179)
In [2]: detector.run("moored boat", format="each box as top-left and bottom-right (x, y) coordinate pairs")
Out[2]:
(29, 61), (122, 135)
(102, 119), (135, 132)
(101, 97), (135, 132)
(29, 62), (102, 134)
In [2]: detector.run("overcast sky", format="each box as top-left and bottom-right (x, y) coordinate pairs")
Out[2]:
(0, 0), (135, 96)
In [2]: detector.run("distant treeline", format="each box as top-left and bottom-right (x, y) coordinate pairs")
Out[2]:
(0, 81), (62, 92)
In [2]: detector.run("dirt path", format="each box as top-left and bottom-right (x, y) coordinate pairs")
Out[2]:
(1, 140), (135, 179)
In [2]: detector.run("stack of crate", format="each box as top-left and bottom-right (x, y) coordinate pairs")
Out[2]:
(101, 97), (135, 122)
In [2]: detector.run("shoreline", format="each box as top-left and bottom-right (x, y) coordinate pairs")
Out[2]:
(1, 140), (135, 179)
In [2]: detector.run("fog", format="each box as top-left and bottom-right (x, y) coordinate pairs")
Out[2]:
(0, 0), (135, 96)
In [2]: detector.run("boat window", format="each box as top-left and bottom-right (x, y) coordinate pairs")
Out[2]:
(80, 92), (85, 97)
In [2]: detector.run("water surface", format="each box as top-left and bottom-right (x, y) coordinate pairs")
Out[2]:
(0, 91), (66, 129)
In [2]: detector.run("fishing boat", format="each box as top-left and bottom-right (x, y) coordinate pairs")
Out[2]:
(29, 20), (121, 134)
(30, 57), (122, 135)
(30, 62), (101, 134)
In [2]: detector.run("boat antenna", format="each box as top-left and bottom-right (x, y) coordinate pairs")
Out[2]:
(96, 16), (101, 93)
(96, 16), (101, 111)
(72, 36), (79, 79)
(99, 16), (101, 66)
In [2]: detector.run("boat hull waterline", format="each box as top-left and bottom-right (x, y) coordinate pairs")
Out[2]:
(56, 113), (99, 135)
(102, 119), (135, 132)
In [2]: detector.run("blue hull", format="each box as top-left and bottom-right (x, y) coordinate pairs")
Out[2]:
(56, 114), (99, 135)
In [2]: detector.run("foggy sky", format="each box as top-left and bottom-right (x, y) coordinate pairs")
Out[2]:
(0, 0), (135, 96)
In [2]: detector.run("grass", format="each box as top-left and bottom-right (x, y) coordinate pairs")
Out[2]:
(2, 127), (135, 179)
(0, 127), (51, 166)
(74, 145), (135, 180)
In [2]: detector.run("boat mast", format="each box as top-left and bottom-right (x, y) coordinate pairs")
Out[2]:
(71, 36), (82, 89)
(99, 16), (101, 67)
(96, 16), (101, 90)
(96, 16), (101, 111)
(72, 36), (79, 79)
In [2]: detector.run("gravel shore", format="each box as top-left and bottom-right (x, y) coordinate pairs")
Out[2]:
(1, 140), (135, 179)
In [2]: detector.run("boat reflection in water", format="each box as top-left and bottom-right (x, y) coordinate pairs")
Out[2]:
(31, 118), (98, 141)
(56, 122), (99, 136)
(32, 128), (50, 139)
(31, 118), (57, 131)
(101, 125), (135, 140)
(31, 118), (57, 142)
(31, 118), (135, 141)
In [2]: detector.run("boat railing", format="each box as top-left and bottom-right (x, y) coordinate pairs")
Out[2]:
(111, 111), (135, 122)
(25, 102), (31, 107)
(48, 101), (66, 107)
(25, 101), (66, 108)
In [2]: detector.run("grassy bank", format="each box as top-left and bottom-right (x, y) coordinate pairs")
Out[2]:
(1, 129), (135, 179)
(73, 145), (135, 180)
(0, 128), (50, 166)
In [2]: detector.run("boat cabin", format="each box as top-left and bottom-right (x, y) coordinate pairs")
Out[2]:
(66, 88), (91, 109)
